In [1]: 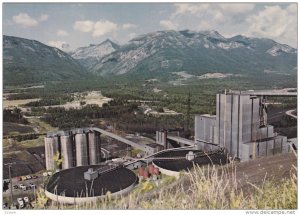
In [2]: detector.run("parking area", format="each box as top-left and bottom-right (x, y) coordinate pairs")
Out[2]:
(3, 172), (52, 209)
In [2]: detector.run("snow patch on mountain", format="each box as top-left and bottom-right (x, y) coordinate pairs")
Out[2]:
(72, 40), (118, 60)
(216, 41), (244, 49)
(267, 44), (297, 56)
(54, 48), (64, 58)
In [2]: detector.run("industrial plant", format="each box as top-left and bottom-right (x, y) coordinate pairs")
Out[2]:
(44, 89), (297, 204)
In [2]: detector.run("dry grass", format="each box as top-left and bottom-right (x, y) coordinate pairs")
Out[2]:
(3, 98), (41, 108)
(19, 136), (45, 148)
(42, 91), (112, 110)
(27, 118), (57, 133)
(3, 119), (56, 150)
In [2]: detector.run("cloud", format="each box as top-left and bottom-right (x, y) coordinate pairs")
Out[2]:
(173, 3), (255, 16)
(93, 20), (118, 37)
(171, 3), (257, 26)
(122, 23), (137, 30)
(48, 40), (70, 52)
(218, 4), (255, 14)
(211, 10), (225, 22)
(160, 20), (178, 30)
(48, 40), (67, 48)
(39, 14), (49, 22)
(73, 20), (94, 32)
(169, 4), (230, 31)
(73, 19), (129, 37)
(128, 32), (137, 39)
(56, 30), (69, 36)
(245, 5), (297, 47)
(166, 3), (296, 47)
(12, 13), (48, 28)
(197, 20), (212, 30)
(173, 4), (210, 16)
(12, 13), (39, 27)
(73, 19), (118, 37)
(286, 3), (297, 14)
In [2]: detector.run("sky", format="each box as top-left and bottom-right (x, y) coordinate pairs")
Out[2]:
(2, 3), (298, 51)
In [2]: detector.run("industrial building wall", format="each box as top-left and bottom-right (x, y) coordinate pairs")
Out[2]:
(75, 133), (89, 166)
(281, 136), (289, 153)
(194, 115), (216, 143)
(216, 94), (239, 155)
(194, 115), (201, 142)
(258, 141), (266, 157)
(216, 94), (220, 145)
(45, 136), (59, 170)
(238, 96), (244, 158)
(216, 94), (261, 158)
(88, 132), (101, 165)
(216, 93), (225, 146)
(241, 96), (252, 144)
(239, 143), (251, 161)
(241, 135), (289, 161)
(257, 125), (274, 140)
(156, 131), (167, 148)
(60, 134), (73, 169)
(231, 95), (240, 158)
(224, 94), (232, 151)
(252, 98), (260, 141)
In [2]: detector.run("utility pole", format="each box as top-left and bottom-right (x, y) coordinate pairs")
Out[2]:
(186, 91), (191, 137)
(33, 185), (36, 204)
(4, 162), (15, 207)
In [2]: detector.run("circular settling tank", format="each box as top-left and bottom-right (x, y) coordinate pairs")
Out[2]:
(152, 149), (228, 177)
(45, 165), (138, 204)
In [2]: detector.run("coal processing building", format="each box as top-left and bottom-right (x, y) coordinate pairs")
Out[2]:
(155, 89), (296, 162)
(194, 90), (295, 161)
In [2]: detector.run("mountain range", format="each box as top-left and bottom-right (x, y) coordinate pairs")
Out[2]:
(3, 35), (86, 85)
(3, 30), (297, 85)
(84, 30), (297, 76)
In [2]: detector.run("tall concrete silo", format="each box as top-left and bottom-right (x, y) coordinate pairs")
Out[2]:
(60, 133), (73, 169)
(45, 136), (59, 170)
(88, 132), (101, 165)
(75, 133), (88, 166)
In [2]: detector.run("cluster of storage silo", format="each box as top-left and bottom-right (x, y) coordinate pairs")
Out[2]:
(45, 129), (101, 170)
